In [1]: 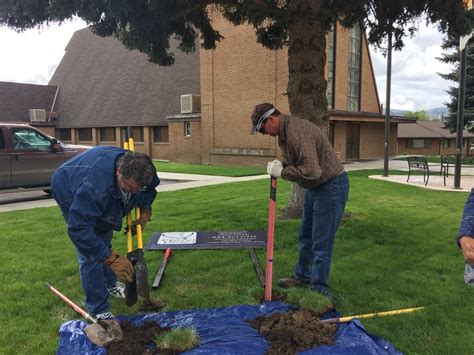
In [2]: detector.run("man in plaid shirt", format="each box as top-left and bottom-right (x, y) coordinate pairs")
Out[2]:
(250, 103), (349, 298)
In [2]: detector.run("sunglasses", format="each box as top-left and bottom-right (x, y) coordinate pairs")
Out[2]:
(253, 108), (275, 134)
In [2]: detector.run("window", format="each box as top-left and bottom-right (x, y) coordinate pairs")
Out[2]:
(443, 139), (450, 148)
(122, 127), (144, 143)
(406, 139), (432, 148)
(99, 127), (116, 142)
(153, 126), (169, 143)
(55, 128), (71, 142)
(12, 128), (51, 151)
(77, 128), (93, 142)
(184, 121), (191, 137)
(326, 24), (336, 109)
(347, 24), (362, 112)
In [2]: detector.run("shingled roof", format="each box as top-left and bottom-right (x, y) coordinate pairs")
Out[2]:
(0, 81), (58, 122)
(49, 28), (200, 128)
(398, 120), (474, 139)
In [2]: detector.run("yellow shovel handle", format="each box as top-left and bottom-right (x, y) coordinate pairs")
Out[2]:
(135, 207), (143, 249)
(323, 306), (425, 323)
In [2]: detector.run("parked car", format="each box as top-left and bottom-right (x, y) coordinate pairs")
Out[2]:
(0, 123), (90, 192)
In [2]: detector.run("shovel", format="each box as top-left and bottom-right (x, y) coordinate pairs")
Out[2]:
(265, 176), (277, 301)
(123, 127), (151, 306)
(46, 283), (123, 347)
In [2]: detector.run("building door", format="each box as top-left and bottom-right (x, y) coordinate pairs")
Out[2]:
(346, 124), (360, 160)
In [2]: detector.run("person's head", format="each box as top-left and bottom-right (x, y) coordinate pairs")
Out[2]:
(116, 151), (155, 193)
(250, 103), (281, 136)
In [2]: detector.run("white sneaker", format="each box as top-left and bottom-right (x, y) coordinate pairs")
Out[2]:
(465, 264), (474, 286)
(107, 281), (126, 299)
(95, 311), (115, 320)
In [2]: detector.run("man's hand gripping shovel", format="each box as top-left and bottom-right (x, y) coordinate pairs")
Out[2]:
(123, 128), (151, 306)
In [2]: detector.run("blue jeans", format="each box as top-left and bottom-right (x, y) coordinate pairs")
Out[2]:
(76, 229), (117, 316)
(294, 172), (349, 295)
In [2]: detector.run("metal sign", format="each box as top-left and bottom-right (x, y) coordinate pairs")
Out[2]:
(145, 230), (267, 250)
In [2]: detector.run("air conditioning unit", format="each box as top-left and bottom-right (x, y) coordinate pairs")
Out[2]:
(29, 109), (47, 122)
(180, 94), (201, 114)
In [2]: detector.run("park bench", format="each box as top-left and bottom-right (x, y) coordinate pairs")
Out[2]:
(406, 156), (447, 186)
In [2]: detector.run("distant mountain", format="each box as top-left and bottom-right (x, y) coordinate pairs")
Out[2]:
(386, 107), (448, 119)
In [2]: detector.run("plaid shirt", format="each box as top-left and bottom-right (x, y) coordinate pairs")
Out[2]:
(278, 114), (344, 189)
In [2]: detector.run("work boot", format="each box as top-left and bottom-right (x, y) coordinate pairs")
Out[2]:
(107, 281), (126, 299)
(95, 311), (115, 320)
(278, 275), (309, 289)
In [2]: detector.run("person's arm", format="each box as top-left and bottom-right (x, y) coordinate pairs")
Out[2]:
(458, 189), (474, 264)
(67, 180), (112, 262)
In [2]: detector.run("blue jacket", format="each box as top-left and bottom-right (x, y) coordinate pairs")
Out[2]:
(51, 146), (159, 262)
(458, 188), (474, 246)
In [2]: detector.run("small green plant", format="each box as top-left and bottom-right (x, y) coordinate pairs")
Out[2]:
(153, 327), (200, 352)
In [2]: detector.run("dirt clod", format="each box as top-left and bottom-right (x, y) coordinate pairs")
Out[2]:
(250, 308), (337, 354)
(106, 320), (177, 355)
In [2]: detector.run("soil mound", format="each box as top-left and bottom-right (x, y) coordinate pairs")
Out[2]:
(250, 308), (337, 354)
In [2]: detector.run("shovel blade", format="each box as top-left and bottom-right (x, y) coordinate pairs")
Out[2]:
(135, 249), (150, 301)
(84, 320), (123, 347)
(125, 251), (138, 307)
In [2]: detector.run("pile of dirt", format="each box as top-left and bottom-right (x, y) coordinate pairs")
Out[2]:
(106, 320), (177, 355)
(250, 308), (337, 354)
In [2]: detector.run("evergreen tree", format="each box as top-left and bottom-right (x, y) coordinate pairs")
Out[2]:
(439, 36), (474, 132)
(1, 1), (471, 216)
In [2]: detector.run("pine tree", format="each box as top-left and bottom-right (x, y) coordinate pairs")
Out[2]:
(438, 36), (474, 132)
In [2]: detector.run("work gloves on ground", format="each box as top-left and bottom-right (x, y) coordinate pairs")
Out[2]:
(104, 251), (134, 283)
(267, 160), (283, 178)
(124, 209), (152, 236)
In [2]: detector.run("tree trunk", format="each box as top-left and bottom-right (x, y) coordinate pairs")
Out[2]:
(281, 0), (329, 220)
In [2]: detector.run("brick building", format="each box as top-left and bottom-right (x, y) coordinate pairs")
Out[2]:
(1, 17), (413, 165)
(398, 121), (474, 156)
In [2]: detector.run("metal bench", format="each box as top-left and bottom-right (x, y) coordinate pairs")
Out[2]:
(407, 156), (447, 186)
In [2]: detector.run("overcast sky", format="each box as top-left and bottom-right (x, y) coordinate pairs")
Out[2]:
(0, 18), (456, 112)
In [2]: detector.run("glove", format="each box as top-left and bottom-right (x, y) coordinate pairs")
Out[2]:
(104, 251), (134, 283)
(267, 160), (283, 178)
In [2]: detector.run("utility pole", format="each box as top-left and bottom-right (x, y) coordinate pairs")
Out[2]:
(383, 31), (393, 177)
(454, 0), (473, 188)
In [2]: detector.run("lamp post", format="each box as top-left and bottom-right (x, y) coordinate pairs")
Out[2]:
(383, 30), (393, 177)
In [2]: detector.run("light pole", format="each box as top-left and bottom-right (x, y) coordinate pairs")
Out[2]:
(454, 29), (473, 189)
(383, 30), (393, 177)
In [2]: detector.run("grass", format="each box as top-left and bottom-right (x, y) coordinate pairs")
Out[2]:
(153, 160), (266, 177)
(0, 169), (473, 353)
(153, 327), (199, 352)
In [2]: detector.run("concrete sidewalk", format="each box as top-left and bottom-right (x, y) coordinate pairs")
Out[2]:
(2, 158), (473, 212)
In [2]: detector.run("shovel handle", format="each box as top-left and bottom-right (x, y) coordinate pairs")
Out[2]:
(265, 176), (277, 302)
(46, 283), (98, 324)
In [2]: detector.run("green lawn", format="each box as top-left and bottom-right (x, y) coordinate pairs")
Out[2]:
(0, 170), (472, 353)
(153, 161), (266, 176)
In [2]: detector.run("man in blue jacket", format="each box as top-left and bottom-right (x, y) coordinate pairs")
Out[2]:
(51, 146), (160, 319)
(458, 188), (474, 286)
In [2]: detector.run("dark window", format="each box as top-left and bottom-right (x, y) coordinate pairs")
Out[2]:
(326, 24), (336, 109)
(55, 128), (71, 142)
(121, 127), (144, 143)
(443, 139), (450, 148)
(99, 127), (116, 142)
(0, 130), (4, 149)
(406, 139), (432, 148)
(153, 126), (169, 143)
(77, 128), (93, 142)
(347, 24), (361, 112)
(184, 122), (191, 137)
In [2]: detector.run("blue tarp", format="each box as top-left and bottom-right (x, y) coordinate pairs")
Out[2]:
(57, 302), (402, 354)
